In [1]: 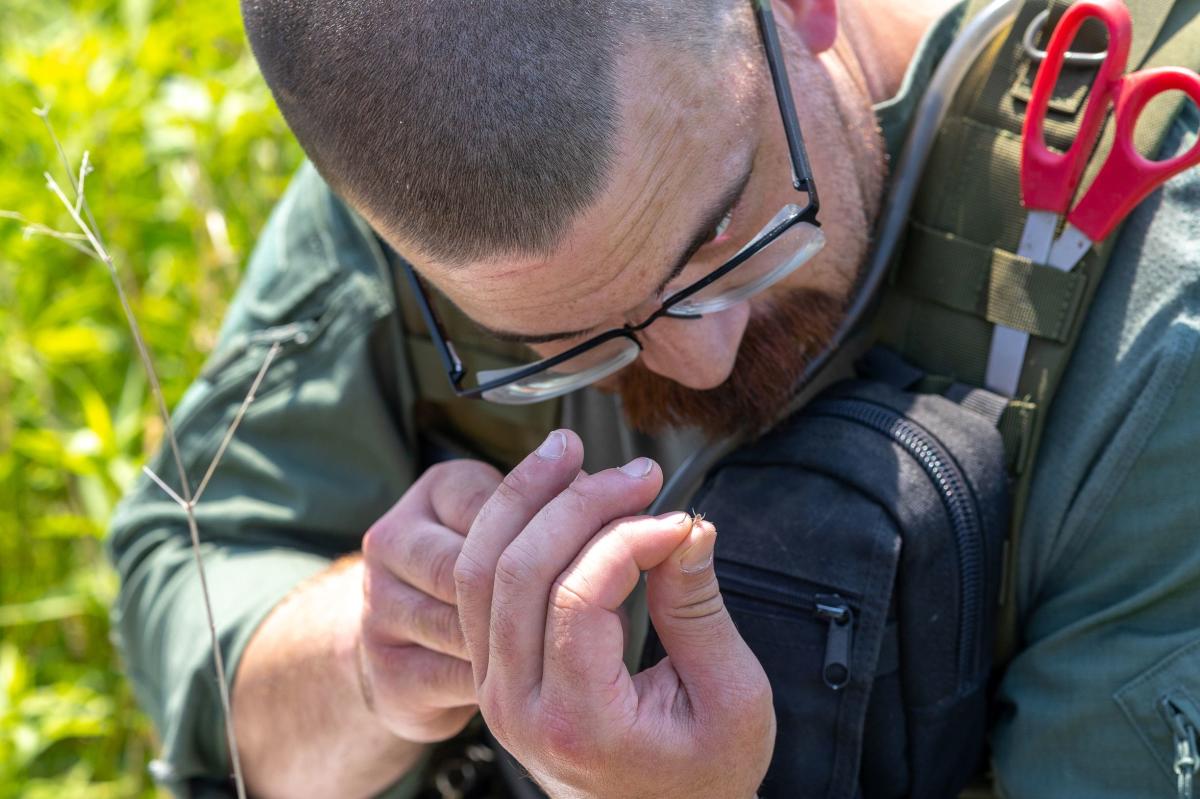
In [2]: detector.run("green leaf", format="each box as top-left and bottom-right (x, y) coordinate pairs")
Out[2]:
(31, 325), (117, 363)
(78, 384), (116, 453)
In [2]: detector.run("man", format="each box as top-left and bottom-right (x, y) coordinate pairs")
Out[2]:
(108, 0), (1200, 797)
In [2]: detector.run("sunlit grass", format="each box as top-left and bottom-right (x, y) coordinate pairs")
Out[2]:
(0, 1), (302, 794)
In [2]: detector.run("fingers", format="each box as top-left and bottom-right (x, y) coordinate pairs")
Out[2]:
(362, 459), (500, 605)
(362, 562), (468, 659)
(360, 643), (478, 742)
(645, 519), (767, 719)
(454, 430), (584, 688)
(426, 460), (504, 534)
(540, 512), (695, 712)
(485, 461), (665, 697)
(363, 512), (465, 605)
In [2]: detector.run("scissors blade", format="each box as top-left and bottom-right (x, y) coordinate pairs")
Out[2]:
(985, 325), (1030, 396)
(1017, 210), (1059, 264)
(1046, 224), (1093, 272)
(986, 210), (1059, 396)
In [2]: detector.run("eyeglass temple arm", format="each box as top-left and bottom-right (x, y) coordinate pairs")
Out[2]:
(753, 0), (820, 215)
(400, 260), (467, 384)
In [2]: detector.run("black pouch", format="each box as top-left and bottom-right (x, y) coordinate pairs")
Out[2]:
(642, 349), (1009, 799)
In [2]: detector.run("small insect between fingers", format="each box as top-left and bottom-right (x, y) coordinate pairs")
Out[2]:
(680, 511), (714, 575)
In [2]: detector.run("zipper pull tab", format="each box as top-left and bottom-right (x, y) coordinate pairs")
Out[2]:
(815, 595), (854, 691)
(1165, 697), (1198, 799)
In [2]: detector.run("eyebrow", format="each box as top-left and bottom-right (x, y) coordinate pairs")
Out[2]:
(476, 159), (758, 346)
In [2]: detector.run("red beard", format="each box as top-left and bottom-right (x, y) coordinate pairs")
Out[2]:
(614, 288), (846, 437)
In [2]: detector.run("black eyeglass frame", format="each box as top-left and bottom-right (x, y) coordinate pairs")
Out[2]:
(402, 0), (821, 400)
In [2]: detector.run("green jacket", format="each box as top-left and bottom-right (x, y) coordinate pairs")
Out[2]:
(109, 8), (1200, 796)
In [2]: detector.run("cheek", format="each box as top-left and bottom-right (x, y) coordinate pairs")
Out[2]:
(527, 341), (567, 361)
(637, 304), (751, 390)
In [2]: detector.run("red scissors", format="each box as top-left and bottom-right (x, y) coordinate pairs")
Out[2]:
(985, 0), (1200, 396)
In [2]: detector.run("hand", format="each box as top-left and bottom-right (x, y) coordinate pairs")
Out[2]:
(454, 430), (775, 799)
(358, 459), (502, 743)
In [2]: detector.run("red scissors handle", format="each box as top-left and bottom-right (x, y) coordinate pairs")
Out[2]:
(1069, 67), (1200, 242)
(1021, 0), (1132, 214)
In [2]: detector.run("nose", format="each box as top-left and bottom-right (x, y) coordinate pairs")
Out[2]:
(636, 303), (751, 389)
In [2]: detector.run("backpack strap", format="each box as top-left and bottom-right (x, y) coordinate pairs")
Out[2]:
(876, 0), (1200, 664)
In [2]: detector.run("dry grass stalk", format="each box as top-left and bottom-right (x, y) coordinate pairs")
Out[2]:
(1, 107), (271, 799)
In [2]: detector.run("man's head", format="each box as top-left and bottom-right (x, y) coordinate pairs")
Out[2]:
(243, 0), (888, 436)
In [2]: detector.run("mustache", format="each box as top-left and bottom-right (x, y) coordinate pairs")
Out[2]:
(614, 287), (847, 438)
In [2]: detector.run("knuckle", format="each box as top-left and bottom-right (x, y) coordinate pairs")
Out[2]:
(396, 527), (459, 597)
(419, 460), (459, 487)
(493, 544), (540, 590)
(427, 546), (461, 600)
(664, 582), (727, 623)
(548, 576), (591, 615)
(556, 484), (596, 521)
(455, 458), (504, 488)
(491, 474), (534, 508)
(360, 522), (390, 563)
(406, 648), (459, 695)
(425, 601), (462, 649)
(453, 548), (489, 595)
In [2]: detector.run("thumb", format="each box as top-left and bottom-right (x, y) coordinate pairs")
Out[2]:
(645, 518), (761, 709)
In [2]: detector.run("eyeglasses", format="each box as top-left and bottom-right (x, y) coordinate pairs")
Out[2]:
(402, 0), (822, 405)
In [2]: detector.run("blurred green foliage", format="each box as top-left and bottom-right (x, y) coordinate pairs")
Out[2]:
(0, 0), (302, 794)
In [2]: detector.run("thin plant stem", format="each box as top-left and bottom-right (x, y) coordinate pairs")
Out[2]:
(75, 151), (92, 215)
(22, 113), (253, 799)
(35, 106), (102, 236)
(0, 210), (94, 256)
(141, 466), (187, 509)
(193, 341), (281, 505)
(44, 173), (194, 503)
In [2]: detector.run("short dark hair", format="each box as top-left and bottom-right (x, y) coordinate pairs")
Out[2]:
(242, 0), (743, 264)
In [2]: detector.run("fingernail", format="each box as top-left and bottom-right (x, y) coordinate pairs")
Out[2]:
(619, 457), (654, 478)
(681, 520), (716, 574)
(536, 430), (566, 460)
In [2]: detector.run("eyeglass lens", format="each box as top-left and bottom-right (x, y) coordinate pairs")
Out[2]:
(474, 212), (825, 403)
(477, 335), (641, 404)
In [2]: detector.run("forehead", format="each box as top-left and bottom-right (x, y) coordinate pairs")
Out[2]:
(415, 41), (765, 334)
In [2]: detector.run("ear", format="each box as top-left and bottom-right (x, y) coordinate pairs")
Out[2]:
(776, 0), (839, 54)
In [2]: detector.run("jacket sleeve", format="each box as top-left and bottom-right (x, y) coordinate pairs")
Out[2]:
(107, 162), (420, 792)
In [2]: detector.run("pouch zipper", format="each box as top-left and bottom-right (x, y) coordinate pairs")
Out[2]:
(1163, 695), (1198, 799)
(815, 595), (854, 690)
(718, 571), (857, 691)
(808, 397), (985, 682)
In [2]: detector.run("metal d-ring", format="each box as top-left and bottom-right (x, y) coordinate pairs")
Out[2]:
(1023, 9), (1110, 65)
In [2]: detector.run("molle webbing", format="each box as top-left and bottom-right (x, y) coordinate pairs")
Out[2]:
(875, 0), (1200, 662)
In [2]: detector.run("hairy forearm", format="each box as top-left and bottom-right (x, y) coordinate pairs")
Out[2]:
(233, 556), (426, 799)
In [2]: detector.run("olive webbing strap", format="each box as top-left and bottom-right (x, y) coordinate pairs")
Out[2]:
(875, 0), (1200, 667)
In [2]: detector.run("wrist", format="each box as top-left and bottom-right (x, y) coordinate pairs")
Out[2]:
(326, 557), (369, 711)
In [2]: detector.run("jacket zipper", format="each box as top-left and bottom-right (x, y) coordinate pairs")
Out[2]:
(718, 573), (856, 691)
(1163, 695), (1198, 799)
(808, 397), (985, 683)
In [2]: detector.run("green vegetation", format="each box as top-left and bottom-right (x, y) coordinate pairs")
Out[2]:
(0, 0), (302, 794)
